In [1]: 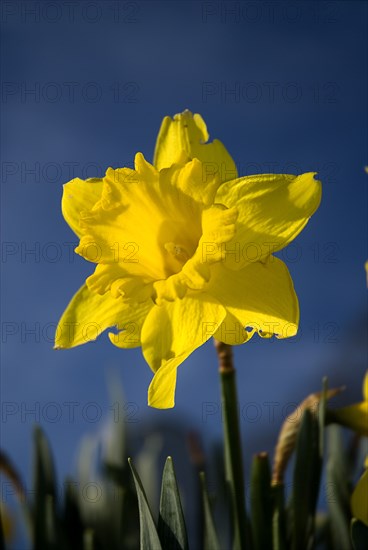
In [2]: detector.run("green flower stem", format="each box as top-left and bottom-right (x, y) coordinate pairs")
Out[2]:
(215, 340), (248, 550)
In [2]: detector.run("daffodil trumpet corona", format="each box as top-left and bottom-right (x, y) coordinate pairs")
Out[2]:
(55, 110), (322, 408)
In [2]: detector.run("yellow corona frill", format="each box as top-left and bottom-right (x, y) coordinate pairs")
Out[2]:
(55, 111), (322, 408)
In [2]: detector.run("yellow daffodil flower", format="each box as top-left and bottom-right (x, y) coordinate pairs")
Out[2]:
(352, 468), (368, 526)
(330, 372), (368, 436)
(55, 110), (321, 408)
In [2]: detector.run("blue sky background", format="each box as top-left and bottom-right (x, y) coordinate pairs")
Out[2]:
(1, 0), (367, 544)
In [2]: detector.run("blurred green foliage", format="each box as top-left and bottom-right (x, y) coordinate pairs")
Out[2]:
(1, 378), (367, 550)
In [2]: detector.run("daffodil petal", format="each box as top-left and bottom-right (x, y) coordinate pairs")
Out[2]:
(216, 173), (322, 269)
(352, 469), (368, 525)
(76, 156), (205, 282)
(62, 178), (104, 237)
(332, 402), (368, 436)
(141, 293), (226, 408)
(55, 284), (153, 348)
(160, 157), (220, 207)
(108, 313), (150, 349)
(147, 355), (190, 409)
(214, 312), (252, 345)
(154, 110), (238, 183)
(206, 257), (299, 338)
(363, 371), (368, 401)
(199, 204), (238, 257)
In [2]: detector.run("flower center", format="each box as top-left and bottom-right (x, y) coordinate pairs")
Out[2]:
(164, 242), (190, 264)
(155, 216), (202, 278)
(80, 154), (237, 304)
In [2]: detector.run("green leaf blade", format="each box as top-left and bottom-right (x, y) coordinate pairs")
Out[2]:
(250, 452), (273, 550)
(32, 426), (60, 550)
(158, 457), (188, 550)
(129, 458), (162, 550)
(290, 409), (321, 550)
(326, 426), (352, 550)
(200, 472), (221, 550)
(351, 518), (368, 550)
